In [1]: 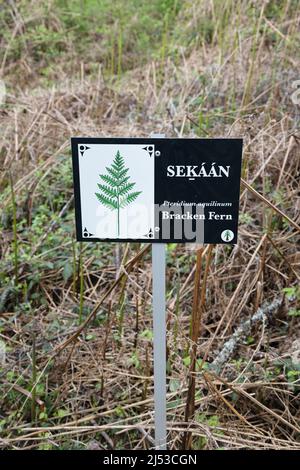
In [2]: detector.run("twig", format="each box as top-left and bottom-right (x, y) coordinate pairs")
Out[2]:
(241, 178), (300, 233)
(210, 297), (282, 373)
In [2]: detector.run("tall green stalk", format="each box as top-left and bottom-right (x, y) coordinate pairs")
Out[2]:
(78, 242), (84, 325)
(31, 334), (36, 423)
(117, 26), (123, 78)
(9, 172), (18, 283)
(72, 239), (77, 297)
(117, 193), (120, 237)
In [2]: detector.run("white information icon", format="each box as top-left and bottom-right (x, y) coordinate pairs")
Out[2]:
(221, 229), (234, 242)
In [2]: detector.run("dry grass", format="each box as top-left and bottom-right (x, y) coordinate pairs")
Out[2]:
(0, 0), (299, 450)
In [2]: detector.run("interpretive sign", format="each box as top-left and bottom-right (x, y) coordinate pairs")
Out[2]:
(71, 138), (243, 244)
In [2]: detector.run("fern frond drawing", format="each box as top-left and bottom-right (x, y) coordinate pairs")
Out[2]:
(95, 150), (142, 237)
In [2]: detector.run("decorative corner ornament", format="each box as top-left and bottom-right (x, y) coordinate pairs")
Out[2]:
(79, 145), (90, 157)
(142, 145), (155, 157)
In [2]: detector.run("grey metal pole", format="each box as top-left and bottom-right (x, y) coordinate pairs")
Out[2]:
(151, 132), (167, 450)
(152, 243), (166, 450)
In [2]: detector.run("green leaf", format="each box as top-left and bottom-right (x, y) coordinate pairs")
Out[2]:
(112, 163), (124, 173)
(169, 378), (180, 392)
(115, 405), (126, 417)
(106, 166), (119, 179)
(118, 167), (129, 179)
(119, 175), (130, 186)
(100, 173), (119, 187)
(246, 335), (255, 345)
(167, 398), (182, 409)
(113, 150), (125, 172)
(56, 409), (68, 418)
(86, 333), (95, 341)
(95, 193), (118, 210)
(97, 183), (117, 198)
(118, 182), (135, 196)
(63, 261), (73, 282)
(139, 329), (153, 340)
(288, 309), (300, 317)
(167, 243), (177, 252)
(183, 356), (191, 367)
(120, 191), (142, 207)
(283, 286), (300, 300)
(129, 352), (140, 369)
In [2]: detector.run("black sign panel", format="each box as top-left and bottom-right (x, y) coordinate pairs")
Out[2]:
(71, 138), (243, 243)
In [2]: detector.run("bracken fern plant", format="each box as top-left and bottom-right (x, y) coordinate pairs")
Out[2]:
(95, 150), (141, 237)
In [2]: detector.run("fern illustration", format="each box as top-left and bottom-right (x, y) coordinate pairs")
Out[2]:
(95, 150), (142, 237)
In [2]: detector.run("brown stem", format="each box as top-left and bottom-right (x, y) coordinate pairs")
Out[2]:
(181, 247), (203, 449)
(182, 245), (214, 449)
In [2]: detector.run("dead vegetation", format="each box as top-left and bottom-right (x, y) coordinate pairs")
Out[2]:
(0, 0), (299, 450)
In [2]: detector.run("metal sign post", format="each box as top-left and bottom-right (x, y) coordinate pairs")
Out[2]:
(152, 243), (166, 450)
(151, 133), (167, 450)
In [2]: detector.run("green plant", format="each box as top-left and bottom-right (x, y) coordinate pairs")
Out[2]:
(31, 334), (37, 423)
(194, 413), (222, 449)
(95, 150), (141, 237)
(9, 172), (18, 283)
(282, 286), (300, 301)
(288, 309), (300, 318)
(117, 26), (123, 78)
(78, 242), (84, 325)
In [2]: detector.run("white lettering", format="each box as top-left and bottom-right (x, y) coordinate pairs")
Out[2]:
(167, 165), (175, 177)
(166, 163), (230, 178)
